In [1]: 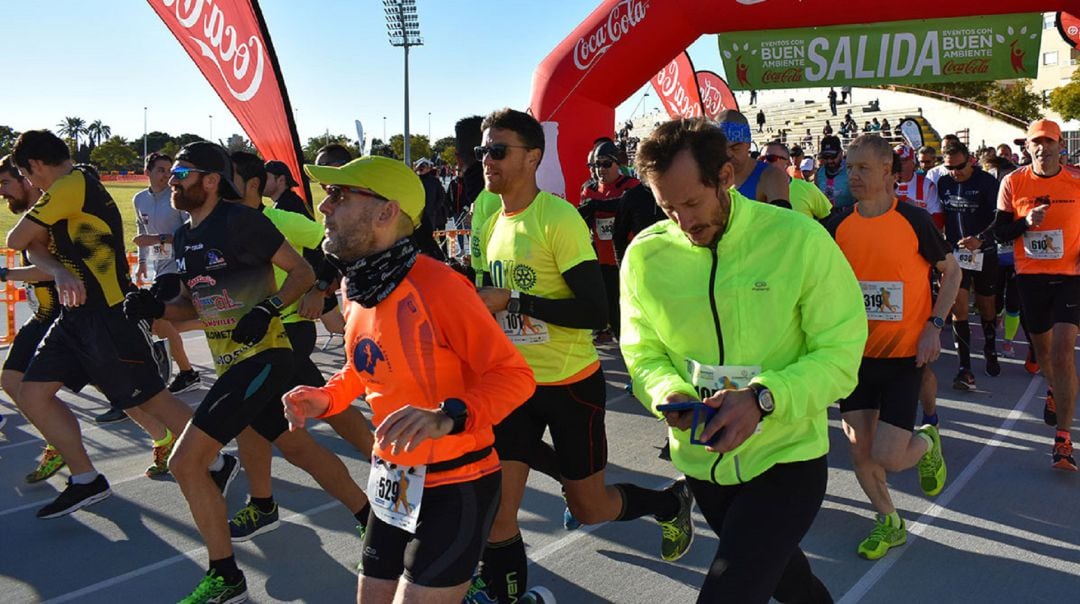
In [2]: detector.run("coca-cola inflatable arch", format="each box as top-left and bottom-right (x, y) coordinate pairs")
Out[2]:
(530, 0), (1079, 199)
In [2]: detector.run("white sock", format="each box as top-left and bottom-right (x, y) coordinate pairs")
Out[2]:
(71, 471), (100, 485)
(916, 430), (934, 452)
(208, 453), (225, 472)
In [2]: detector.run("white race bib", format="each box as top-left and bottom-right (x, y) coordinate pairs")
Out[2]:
(1023, 229), (1064, 260)
(953, 249), (984, 271)
(367, 455), (426, 533)
(596, 217), (615, 241)
(686, 359), (761, 401)
(24, 285), (40, 314)
(495, 310), (550, 344)
(860, 281), (903, 321)
(148, 243), (173, 262)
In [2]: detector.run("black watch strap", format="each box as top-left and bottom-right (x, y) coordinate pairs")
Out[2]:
(440, 398), (468, 435)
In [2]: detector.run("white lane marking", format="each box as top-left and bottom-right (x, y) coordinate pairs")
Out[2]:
(836, 375), (1041, 604)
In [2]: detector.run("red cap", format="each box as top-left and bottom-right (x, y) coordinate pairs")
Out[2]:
(1025, 119), (1062, 142)
(893, 144), (915, 161)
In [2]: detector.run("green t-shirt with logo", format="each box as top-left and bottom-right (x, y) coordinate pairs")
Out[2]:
(263, 206), (324, 324)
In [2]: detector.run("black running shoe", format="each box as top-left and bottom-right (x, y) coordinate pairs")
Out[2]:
(210, 453), (240, 496)
(168, 370), (202, 394)
(37, 475), (111, 518)
(94, 407), (129, 424)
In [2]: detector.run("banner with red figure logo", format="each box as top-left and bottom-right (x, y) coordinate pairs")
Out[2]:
(1057, 12), (1080, 49)
(695, 71), (739, 119)
(146, 0), (310, 206)
(650, 52), (704, 119)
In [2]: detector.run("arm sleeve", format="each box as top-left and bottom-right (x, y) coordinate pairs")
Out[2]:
(991, 210), (1029, 242)
(520, 260), (609, 330)
(431, 273), (536, 429)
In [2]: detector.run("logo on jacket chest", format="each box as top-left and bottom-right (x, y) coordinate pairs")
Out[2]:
(354, 338), (388, 376)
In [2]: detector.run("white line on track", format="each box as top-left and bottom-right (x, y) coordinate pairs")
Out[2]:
(836, 375), (1042, 604)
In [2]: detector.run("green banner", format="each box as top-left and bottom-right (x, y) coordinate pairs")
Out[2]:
(719, 13), (1042, 90)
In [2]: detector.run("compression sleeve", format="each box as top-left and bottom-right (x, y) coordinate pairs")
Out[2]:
(519, 260), (608, 330)
(991, 210), (1029, 242)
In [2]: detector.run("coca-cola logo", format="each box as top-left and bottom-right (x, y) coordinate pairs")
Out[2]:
(943, 59), (990, 75)
(698, 77), (732, 116)
(762, 68), (804, 84)
(573, 0), (649, 71)
(653, 62), (700, 118)
(160, 0), (265, 102)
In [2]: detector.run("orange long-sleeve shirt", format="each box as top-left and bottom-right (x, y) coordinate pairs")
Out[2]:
(319, 255), (535, 486)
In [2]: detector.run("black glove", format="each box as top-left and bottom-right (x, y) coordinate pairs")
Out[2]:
(123, 289), (165, 321)
(231, 300), (280, 345)
(150, 272), (182, 302)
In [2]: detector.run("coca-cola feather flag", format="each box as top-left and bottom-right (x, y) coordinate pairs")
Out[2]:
(147, 0), (311, 208)
(695, 71), (739, 120)
(650, 51), (704, 119)
(1057, 12), (1080, 50)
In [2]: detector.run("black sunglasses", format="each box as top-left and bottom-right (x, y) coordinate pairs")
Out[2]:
(944, 164), (967, 171)
(474, 143), (533, 161)
(322, 184), (390, 203)
(761, 154), (789, 163)
(588, 160), (614, 169)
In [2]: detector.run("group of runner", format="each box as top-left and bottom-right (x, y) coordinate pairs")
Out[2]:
(0, 107), (1076, 604)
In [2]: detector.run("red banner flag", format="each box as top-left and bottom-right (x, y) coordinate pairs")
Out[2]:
(1057, 12), (1080, 49)
(147, 0), (310, 207)
(695, 71), (739, 120)
(650, 51), (704, 119)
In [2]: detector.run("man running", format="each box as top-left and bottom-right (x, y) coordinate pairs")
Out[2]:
(717, 110), (790, 206)
(625, 117), (865, 602)
(937, 141), (1003, 388)
(122, 142), (370, 602)
(473, 108), (694, 604)
(283, 155), (535, 604)
(825, 134), (959, 560)
(992, 119), (1080, 471)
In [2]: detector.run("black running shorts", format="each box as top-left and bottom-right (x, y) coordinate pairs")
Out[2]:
(191, 348), (293, 445)
(23, 306), (162, 408)
(3, 317), (90, 393)
(361, 470), (501, 587)
(1016, 274), (1080, 334)
(958, 247), (999, 297)
(839, 356), (921, 431)
(494, 367), (608, 481)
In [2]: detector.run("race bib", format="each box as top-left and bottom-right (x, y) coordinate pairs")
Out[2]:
(148, 243), (173, 263)
(860, 281), (903, 321)
(1023, 230), (1064, 260)
(24, 285), (40, 314)
(953, 249), (984, 271)
(596, 217), (615, 241)
(367, 455), (426, 533)
(686, 359), (761, 401)
(495, 310), (550, 345)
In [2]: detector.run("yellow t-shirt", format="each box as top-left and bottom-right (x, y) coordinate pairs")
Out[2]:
(479, 191), (599, 383)
(789, 178), (833, 220)
(470, 190), (503, 285)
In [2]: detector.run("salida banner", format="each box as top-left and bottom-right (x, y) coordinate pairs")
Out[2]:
(147, 0), (310, 205)
(719, 13), (1043, 90)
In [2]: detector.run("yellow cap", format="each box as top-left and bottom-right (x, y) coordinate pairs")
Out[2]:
(304, 156), (425, 227)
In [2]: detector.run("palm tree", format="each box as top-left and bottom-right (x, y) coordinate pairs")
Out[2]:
(56, 116), (86, 152)
(86, 120), (112, 148)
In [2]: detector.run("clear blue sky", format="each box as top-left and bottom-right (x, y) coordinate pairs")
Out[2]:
(1, 1), (727, 149)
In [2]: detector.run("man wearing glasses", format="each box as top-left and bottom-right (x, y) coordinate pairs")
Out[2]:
(936, 141), (1003, 390)
(474, 108), (694, 604)
(761, 142), (831, 220)
(815, 135), (854, 208)
(717, 110), (790, 207)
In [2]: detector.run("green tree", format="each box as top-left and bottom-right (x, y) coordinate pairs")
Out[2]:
(129, 131), (173, 157)
(176, 133), (204, 147)
(369, 137), (398, 159)
(90, 136), (139, 171)
(56, 116), (87, 154)
(390, 134), (432, 162)
(432, 136), (456, 159)
(440, 145), (457, 167)
(986, 80), (1045, 124)
(1049, 68), (1080, 122)
(85, 120), (112, 148)
(302, 134), (357, 162)
(159, 141), (181, 161)
(0, 125), (19, 156)
(224, 133), (257, 154)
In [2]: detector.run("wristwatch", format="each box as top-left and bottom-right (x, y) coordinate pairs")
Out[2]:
(159, 234), (167, 244)
(748, 383), (775, 417)
(928, 316), (945, 329)
(266, 295), (286, 314)
(507, 290), (522, 314)
(315, 278), (332, 293)
(439, 398), (469, 435)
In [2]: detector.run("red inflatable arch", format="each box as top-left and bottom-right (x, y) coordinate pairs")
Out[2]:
(529, 0), (1079, 200)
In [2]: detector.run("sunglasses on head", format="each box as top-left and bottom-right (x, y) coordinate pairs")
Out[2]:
(762, 154), (789, 163)
(588, 160), (614, 169)
(322, 184), (390, 203)
(171, 167), (211, 180)
(474, 143), (532, 161)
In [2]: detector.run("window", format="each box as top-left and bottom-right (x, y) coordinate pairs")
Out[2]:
(1043, 51), (1059, 66)
(1044, 13), (1055, 30)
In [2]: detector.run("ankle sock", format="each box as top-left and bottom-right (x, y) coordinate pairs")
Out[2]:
(250, 496), (275, 514)
(208, 555), (242, 583)
(922, 412), (939, 427)
(208, 453), (225, 473)
(153, 428), (173, 447)
(1056, 430), (1071, 442)
(71, 471), (99, 485)
(354, 503), (371, 527)
(614, 483), (679, 522)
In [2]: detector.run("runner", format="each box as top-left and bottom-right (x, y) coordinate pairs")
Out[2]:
(825, 134), (959, 560)
(282, 154), (535, 604)
(894, 144), (944, 229)
(937, 141), (1003, 387)
(815, 135), (854, 207)
(122, 142), (369, 602)
(717, 110), (790, 206)
(992, 119), (1080, 471)
(6, 131), (214, 518)
(624, 117), (865, 602)
(762, 141), (831, 219)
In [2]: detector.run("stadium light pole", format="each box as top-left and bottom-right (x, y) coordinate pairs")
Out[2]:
(384, 0), (423, 165)
(143, 107), (148, 165)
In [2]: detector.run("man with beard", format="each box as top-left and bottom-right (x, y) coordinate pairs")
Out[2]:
(121, 142), (370, 602)
(283, 155), (534, 604)
(6, 131), (219, 519)
(815, 135), (854, 208)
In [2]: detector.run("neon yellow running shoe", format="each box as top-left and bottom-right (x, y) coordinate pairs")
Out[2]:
(916, 424), (947, 497)
(857, 514), (906, 560)
(26, 445), (66, 483)
(145, 434), (175, 478)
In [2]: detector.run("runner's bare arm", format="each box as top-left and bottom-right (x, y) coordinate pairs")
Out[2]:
(919, 253), (961, 367)
(269, 240), (316, 307)
(162, 280), (199, 321)
(5, 213), (47, 251)
(25, 236), (86, 307)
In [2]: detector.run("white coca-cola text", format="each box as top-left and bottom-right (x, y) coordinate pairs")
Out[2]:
(161, 0), (265, 102)
(653, 61), (701, 118)
(573, 0), (649, 71)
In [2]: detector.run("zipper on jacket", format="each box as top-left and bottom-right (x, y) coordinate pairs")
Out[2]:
(734, 455), (744, 483)
(708, 245), (726, 485)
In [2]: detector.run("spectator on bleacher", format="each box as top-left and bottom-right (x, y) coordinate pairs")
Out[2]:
(871, 118), (882, 132)
(829, 87), (838, 116)
(756, 109), (766, 133)
(823, 120), (834, 137)
(719, 110), (790, 207)
(815, 135), (854, 208)
(880, 118), (891, 135)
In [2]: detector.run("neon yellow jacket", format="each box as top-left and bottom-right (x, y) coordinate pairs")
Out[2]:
(620, 191), (866, 484)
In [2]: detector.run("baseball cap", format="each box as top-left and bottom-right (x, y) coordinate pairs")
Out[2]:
(265, 160), (300, 187)
(176, 141), (243, 200)
(1025, 119), (1062, 142)
(591, 140), (620, 162)
(893, 144), (915, 162)
(413, 158), (433, 170)
(305, 156), (425, 228)
(818, 136), (843, 158)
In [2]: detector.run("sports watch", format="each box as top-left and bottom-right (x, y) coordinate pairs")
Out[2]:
(266, 295), (286, 314)
(507, 290), (522, 314)
(439, 398), (469, 435)
(748, 383), (775, 417)
(315, 278), (333, 293)
(928, 316), (945, 329)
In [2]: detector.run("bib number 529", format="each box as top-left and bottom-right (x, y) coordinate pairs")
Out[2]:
(377, 476), (400, 502)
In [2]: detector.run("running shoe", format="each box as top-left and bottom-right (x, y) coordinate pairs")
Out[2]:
(1044, 389), (1057, 427)
(169, 369), (202, 394)
(520, 586), (557, 604)
(658, 479), (694, 562)
(857, 514), (906, 560)
(951, 369), (976, 392)
(562, 490), (580, 531)
(26, 445), (66, 483)
(1051, 437), (1076, 472)
(145, 434), (175, 478)
(1024, 348), (1039, 375)
(36, 475), (111, 518)
(229, 501), (280, 542)
(1001, 341), (1015, 358)
(94, 407), (128, 424)
(984, 352), (1001, 377)
(210, 453), (240, 496)
(178, 570), (248, 604)
(463, 575), (499, 604)
(916, 424), (947, 497)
